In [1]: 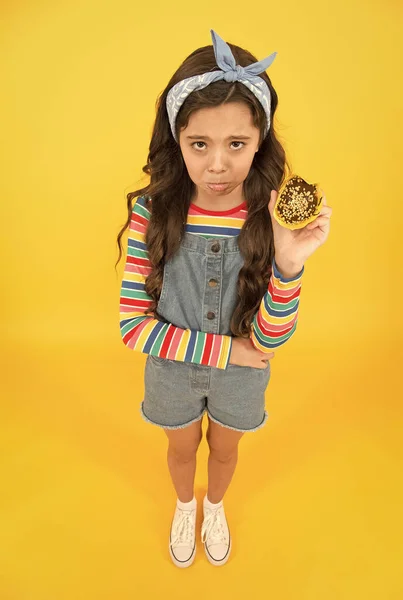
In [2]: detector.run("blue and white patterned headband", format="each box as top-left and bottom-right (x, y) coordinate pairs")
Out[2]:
(166, 29), (277, 143)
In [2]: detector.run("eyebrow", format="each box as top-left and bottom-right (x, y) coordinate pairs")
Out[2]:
(185, 134), (252, 140)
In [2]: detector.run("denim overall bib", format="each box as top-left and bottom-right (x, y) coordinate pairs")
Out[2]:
(140, 231), (271, 432)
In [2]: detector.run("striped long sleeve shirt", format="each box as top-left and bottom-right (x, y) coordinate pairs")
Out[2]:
(119, 195), (304, 370)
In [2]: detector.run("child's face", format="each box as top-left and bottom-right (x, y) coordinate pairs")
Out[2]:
(178, 102), (260, 198)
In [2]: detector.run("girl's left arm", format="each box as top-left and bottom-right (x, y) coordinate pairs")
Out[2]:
(250, 259), (304, 352)
(251, 187), (332, 352)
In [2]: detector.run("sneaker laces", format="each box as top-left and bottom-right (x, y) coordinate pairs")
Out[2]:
(201, 506), (228, 546)
(171, 508), (196, 547)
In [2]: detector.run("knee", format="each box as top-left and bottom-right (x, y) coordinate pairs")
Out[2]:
(168, 432), (202, 463)
(207, 441), (238, 463)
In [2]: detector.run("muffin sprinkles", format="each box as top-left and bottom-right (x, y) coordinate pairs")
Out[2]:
(274, 176), (322, 229)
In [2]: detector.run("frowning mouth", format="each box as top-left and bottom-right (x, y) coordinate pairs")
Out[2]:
(207, 183), (230, 191)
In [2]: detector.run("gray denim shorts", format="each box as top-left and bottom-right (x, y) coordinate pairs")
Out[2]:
(140, 355), (271, 433)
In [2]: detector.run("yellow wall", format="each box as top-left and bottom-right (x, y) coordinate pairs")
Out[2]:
(1, 1), (402, 598)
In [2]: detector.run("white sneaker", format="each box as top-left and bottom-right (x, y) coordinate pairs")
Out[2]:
(169, 500), (197, 568)
(201, 497), (231, 566)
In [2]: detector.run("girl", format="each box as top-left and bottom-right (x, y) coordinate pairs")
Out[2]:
(116, 30), (332, 568)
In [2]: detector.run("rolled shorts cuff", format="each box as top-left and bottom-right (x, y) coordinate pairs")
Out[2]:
(139, 400), (207, 430)
(139, 401), (269, 433)
(206, 409), (269, 433)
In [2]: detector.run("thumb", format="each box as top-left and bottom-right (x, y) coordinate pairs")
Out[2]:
(268, 189), (278, 218)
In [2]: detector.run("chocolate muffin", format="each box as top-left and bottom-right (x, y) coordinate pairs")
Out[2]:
(273, 175), (323, 230)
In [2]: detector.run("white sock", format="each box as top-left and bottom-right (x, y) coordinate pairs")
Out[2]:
(177, 495), (196, 510)
(204, 494), (223, 509)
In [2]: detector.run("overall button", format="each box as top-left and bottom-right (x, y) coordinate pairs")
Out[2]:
(211, 242), (221, 253)
(207, 311), (215, 320)
(208, 278), (218, 287)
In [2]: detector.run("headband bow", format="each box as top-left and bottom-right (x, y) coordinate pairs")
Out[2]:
(166, 29), (277, 142)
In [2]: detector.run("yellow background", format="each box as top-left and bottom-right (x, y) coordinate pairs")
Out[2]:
(1, 1), (402, 598)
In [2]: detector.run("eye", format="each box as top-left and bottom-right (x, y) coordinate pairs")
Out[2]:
(230, 141), (245, 150)
(191, 141), (246, 151)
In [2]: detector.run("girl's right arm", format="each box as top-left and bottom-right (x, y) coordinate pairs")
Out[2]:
(119, 196), (233, 370)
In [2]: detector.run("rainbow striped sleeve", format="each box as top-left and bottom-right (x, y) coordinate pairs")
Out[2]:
(119, 196), (233, 369)
(250, 259), (304, 352)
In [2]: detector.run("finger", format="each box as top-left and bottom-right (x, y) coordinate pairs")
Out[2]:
(309, 222), (331, 236)
(310, 208), (332, 223)
(306, 216), (329, 229)
(319, 188), (327, 205)
(318, 205), (332, 217)
(309, 212), (330, 223)
(306, 217), (328, 229)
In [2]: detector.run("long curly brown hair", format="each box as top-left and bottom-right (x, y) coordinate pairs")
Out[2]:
(116, 39), (292, 338)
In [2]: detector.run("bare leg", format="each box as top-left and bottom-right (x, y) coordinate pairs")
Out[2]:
(206, 416), (244, 503)
(164, 419), (203, 503)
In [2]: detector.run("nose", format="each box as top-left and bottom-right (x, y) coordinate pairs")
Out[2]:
(208, 149), (227, 174)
